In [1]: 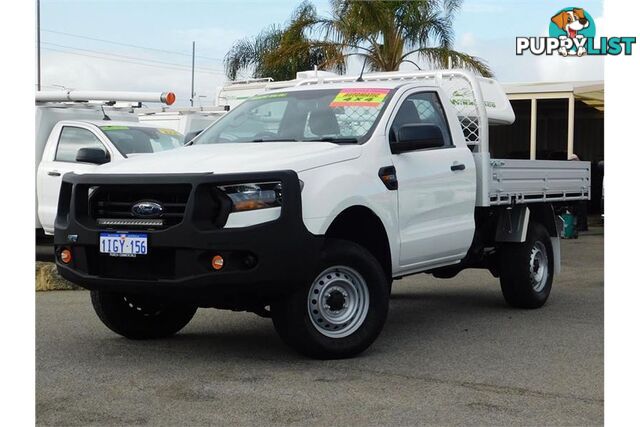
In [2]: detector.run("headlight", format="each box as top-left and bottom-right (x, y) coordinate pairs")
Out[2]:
(218, 182), (283, 212)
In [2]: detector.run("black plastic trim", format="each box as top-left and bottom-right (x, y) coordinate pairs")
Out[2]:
(54, 170), (323, 304)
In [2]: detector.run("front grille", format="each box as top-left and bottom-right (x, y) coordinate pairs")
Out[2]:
(89, 184), (191, 229)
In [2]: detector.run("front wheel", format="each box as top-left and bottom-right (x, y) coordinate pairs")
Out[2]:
(271, 239), (389, 359)
(499, 222), (554, 308)
(91, 291), (197, 339)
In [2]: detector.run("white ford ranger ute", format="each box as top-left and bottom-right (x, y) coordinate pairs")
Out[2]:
(54, 70), (590, 359)
(35, 90), (179, 239)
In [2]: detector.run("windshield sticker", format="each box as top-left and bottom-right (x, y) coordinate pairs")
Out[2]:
(251, 92), (288, 100)
(100, 125), (129, 131)
(330, 88), (390, 108)
(158, 128), (180, 136)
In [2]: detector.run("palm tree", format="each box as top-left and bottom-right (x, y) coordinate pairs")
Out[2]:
(224, 3), (345, 81)
(322, 0), (492, 76)
(224, 0), (492, 80)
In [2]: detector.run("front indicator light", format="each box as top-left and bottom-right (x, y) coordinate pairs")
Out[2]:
(233, 199), (269, 211)
(378, 166), (398, 190)
(211, 255), (224, 270)
(60, 248), (72, 264)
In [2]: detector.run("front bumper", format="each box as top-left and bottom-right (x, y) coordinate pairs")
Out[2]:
(54, 170), (323, 304)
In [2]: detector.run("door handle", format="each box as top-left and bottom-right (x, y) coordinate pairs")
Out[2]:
(450, 163), (466, 171)
(47, 171), (61, 177)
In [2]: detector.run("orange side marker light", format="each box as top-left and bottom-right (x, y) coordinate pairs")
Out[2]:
(60, 248), (72, 264)
(211, 255), (224, 270)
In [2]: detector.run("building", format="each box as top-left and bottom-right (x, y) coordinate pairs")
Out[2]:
(491, 81), (604, 212)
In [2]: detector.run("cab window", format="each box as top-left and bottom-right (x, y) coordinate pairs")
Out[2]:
(389, 92), (452, 146)
(100, 126), (184, 155)
(194, 88), (393, 144)
(55, 127), (108, 162)
(218, 99), (288, 141)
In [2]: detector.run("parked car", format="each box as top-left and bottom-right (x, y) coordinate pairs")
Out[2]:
(36, 91), (180, 237)
(137, 106), (227, 139)
(54, 70), (590, 359)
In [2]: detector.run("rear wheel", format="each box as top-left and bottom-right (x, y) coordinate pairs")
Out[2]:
(90, 291), (197, 339)
(271, 239), (389, 359)
(499, 222), (554, 308)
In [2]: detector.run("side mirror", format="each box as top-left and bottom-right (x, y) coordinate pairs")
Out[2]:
(391, 124), (445, 154)
(76, 147), (109, 165)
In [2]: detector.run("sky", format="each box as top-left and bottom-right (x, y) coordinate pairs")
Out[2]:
(39, 0), (605, 106)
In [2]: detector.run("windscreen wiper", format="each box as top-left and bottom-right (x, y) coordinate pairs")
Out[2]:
(250, 138), (298, 142)
(304, 137), (359, 144)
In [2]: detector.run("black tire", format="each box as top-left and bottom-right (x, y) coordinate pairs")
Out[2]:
(499, 222), (554, 309)
(90, 290), (197, 339)
(271, 239), (389, 359)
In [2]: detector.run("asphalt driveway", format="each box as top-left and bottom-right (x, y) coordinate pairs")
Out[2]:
(36, 233), (604, 426)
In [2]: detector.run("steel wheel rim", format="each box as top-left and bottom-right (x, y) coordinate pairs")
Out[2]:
(529, 241), (549, 292)
(307, 266), (370, 338)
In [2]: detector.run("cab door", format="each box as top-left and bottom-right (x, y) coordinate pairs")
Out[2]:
(388, 90), (476, 270)
(37, 125), (113, 234)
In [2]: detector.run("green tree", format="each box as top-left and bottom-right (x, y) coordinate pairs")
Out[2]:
(223, 3), (345, 81)
(224, 0), (492, 80)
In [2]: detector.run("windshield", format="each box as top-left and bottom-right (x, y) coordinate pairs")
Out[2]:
(194, 88), (393, 144)
(100, 126), (185, 155)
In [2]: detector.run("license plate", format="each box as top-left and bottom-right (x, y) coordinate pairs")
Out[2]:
(99, 233), (148, 257)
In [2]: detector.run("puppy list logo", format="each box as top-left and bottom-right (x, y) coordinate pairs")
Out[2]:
(516, 7), (636, 56)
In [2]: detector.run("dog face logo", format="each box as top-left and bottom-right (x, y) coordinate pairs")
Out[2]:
(549, 7), (595, 56)
(551, 8), (589, 38)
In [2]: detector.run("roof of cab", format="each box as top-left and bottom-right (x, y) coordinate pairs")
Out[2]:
(272, 80), (436, 93)
(74, 120), (179, 129)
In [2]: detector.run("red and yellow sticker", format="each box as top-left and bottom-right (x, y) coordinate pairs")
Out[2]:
(330, 88), (390, 108)
(158, 128), (180, 136)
